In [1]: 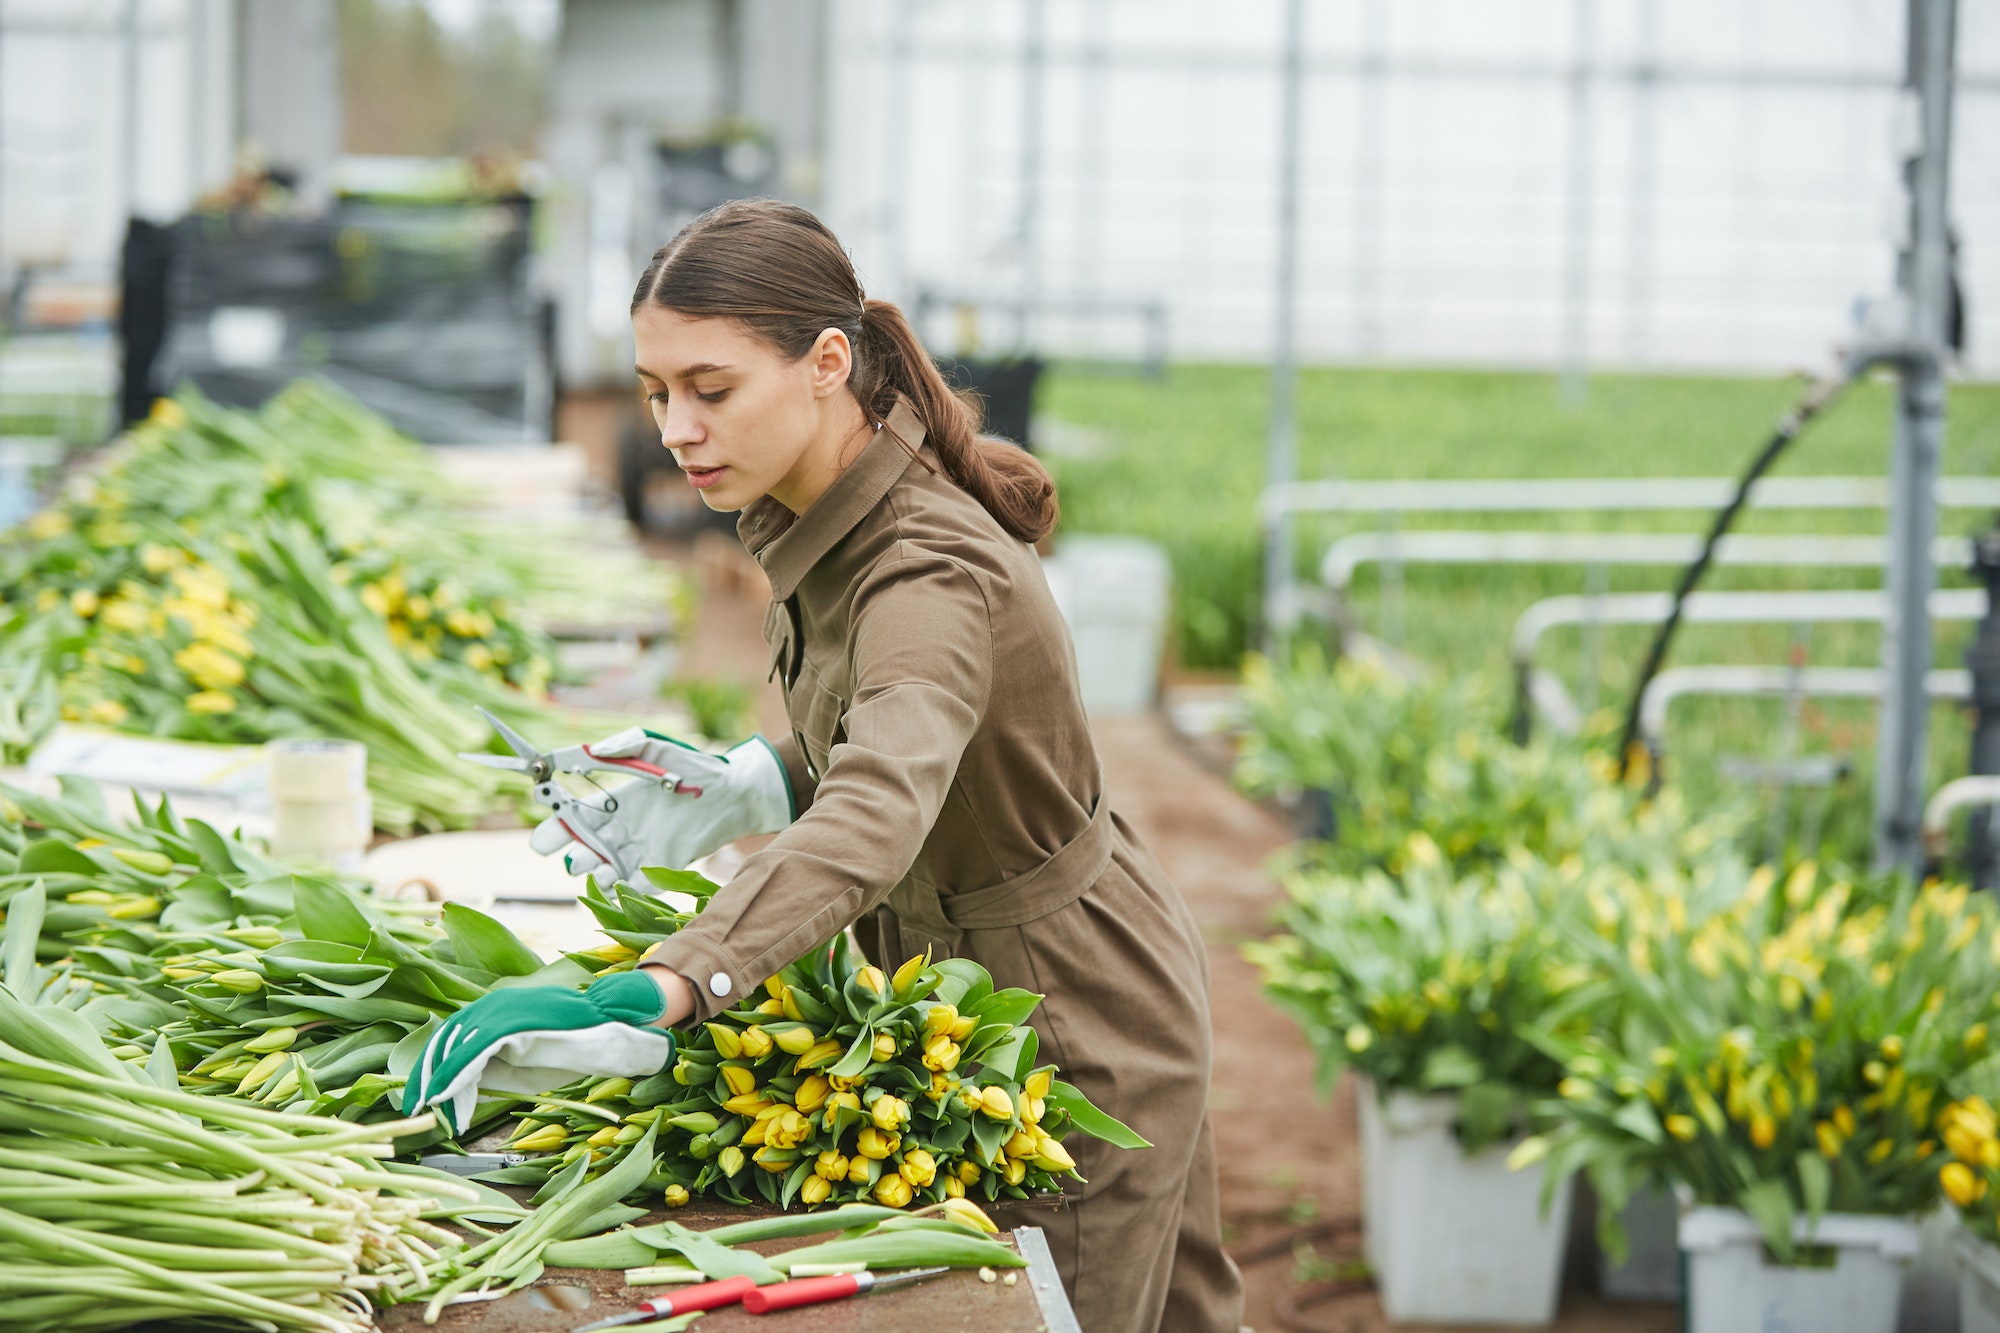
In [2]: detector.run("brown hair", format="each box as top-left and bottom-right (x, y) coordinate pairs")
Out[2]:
(631, 199), (1058, 543)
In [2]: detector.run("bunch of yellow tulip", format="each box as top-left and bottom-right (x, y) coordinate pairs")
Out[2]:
(1246, 837), (1599, 1151)
(479, 873), (1145, 1212)
(1513, 858), (2000, 1264)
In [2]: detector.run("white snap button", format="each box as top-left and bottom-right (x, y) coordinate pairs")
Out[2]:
(708, 972), (732, 997)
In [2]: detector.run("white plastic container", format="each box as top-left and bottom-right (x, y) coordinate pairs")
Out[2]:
(1958, 1228), (2000, 1333)
(1679, 1205), (1919, 1333)
(1356, 1079), (1574, 1324)
(267, 739), (371, 869)
(1040, 535), (1171, 716)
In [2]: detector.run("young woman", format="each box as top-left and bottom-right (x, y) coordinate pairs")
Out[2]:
(406, 199), (1244, 1331)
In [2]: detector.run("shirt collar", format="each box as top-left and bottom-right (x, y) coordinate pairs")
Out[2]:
(740, 399), (927, 601)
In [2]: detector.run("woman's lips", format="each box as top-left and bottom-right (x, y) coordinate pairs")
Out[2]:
(683, 464), (727, 491)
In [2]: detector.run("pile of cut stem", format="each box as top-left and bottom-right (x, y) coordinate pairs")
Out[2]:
(0, 986), (473, 1333)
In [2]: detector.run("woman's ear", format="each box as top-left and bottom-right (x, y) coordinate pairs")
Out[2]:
(808, 328), (853, 398)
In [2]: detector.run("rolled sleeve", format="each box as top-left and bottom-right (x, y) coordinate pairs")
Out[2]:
(641, 554), (992, 1021)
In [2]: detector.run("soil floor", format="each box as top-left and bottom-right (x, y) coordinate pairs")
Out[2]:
(656, 538), (1676, 1333)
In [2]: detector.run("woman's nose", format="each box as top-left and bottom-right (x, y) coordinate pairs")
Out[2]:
(657, 398), (702, 450)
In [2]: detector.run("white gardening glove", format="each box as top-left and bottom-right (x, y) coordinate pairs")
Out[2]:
(528, 728), (794, 884)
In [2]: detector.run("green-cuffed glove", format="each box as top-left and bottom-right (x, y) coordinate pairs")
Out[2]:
(401, 971), (677, 1134)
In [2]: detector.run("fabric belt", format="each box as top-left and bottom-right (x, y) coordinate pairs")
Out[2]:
(887, 796), (1114, 946)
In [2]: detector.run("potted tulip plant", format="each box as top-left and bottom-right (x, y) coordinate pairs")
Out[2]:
(1247, 837), (1593, 1323)
(1515, 861), (2000, 1333)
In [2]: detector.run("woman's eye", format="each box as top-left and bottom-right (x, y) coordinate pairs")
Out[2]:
(696, 389), (729, 404)
(645, 391), (668, 405)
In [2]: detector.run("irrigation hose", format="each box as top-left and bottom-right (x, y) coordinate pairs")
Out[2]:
(1614, 372), (1854, 781)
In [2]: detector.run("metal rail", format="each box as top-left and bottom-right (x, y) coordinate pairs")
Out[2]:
(1923, 775), (2000, 865)
(1638, 665), (1971, 753)
(1320, 530), (1977, 596)
(1262, 474), (2000, 522)
(1509, 587), (1987, 738)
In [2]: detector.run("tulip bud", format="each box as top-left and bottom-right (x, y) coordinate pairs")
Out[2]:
(755, 998), (785, 1016)
(856, 966), (887, 997)
(663, 1184), (690, 1208)
(794, 1075), (831, 1114)
(211, 970), (264, 994)
(586, 1077), (633, 1104)
(1943, 1161), (1987, 1207)
(720, 1065), (758, 1097)
(872, 1033), (898, 1063)
(688, 1134), (714, 1160)
(957, 1160), (982, 1185)
(782, 987), (807, 1022)
(235, 1051), (287, 1094)
(725, 1092), (775, 1117)
(926, 1004), (959, 1038)
(718, 1145), (746, 1176)
(587, 1124), (621, 1147)
(949, 1014), (979, 1042)
(798, 1038), (843, 1070)
(773, 1025), (819, 1056)
(1005, 1129), (1038, 1159)
(828, 1090), (863, 1116)
(1023, 1070), (1053, 1101)
(945, 1175), (965, 1198)
(244, 1027), (296, 1054)
(738, 1027), (775, 1060)
(856, 1127), (901, 1159)
(1002, 1156), (1027, 1186)
(923, 1036), (961, 1073)
(875, 1173), (914, 1207)
(1665, 1115), (1698, 1142)
(899, 1148), (938, 1188)
(1031, 1137), (1077, 1174)
(980, 1087), (1014, 1120)
(800, 1174), (832, 1205)
(892, 952), (930, 995)
(1881, 1035), (1905, 1063)
(754, 1145), (795, 1172)
(926, 1072), (954, 1102)
(705, 1024), (743, 1060)
(512, 1123), (570, 1153)
(872, 1095), (909, 1131)
(815, 1150), (850, 1182)
(848, 1154), (876, 1185)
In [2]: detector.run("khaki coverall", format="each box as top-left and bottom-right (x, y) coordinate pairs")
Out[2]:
(641, 401), (1245, 1332)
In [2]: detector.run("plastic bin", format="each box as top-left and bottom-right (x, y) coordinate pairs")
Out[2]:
(1355, 1079), (1573, 1324)
(1679, 1205), (1919, 1333)
(1959, 1228), (2000, 1333)
(1040, 536), (1171, 716)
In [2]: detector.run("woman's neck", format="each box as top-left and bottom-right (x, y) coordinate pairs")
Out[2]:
(768, 396), (876, 515)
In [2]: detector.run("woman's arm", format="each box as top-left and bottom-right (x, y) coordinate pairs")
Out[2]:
(636, 553), (993, 1024)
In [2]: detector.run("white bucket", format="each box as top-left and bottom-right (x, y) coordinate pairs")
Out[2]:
(1958, 1228), (2000, 1333)
(1040, 535), (1170, 716)
(1679, 1205), (1918, 1333)
(1356, 1079), (1574, 1324)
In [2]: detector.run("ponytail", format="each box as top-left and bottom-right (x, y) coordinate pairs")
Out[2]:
(853, 299), (1057, 544)
(632, 199), (1059, 545)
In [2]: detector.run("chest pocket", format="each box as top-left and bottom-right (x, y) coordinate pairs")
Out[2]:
(766, 598), (846, 784)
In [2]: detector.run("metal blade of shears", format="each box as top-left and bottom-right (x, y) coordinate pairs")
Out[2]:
(457, 752), (535, 772)
(476, 706), (542, 762)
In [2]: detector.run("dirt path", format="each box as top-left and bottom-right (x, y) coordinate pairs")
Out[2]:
(665, 541), (1671, 1333)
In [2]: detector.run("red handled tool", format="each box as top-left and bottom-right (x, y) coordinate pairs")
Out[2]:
(570, 1275), (757, 1331)
(742, 1266), (952, 1313)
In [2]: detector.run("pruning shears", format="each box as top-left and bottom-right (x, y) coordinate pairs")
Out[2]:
(458, 708), (703, 849)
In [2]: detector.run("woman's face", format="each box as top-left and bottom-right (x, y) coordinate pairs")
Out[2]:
(632, 304), (852, 514)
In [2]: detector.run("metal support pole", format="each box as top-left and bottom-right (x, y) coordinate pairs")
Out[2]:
(1873, 0), (1957, 874)
(1016, 0), (1046, 351)
(1559, 0), (1594, 406)
(1964, 526), (2000, 886)
(1261, 0), (1307, 655)
(118, 0), (140, 227)
(884, 0), (915, 301)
